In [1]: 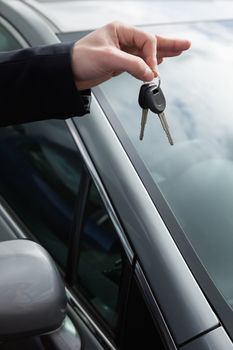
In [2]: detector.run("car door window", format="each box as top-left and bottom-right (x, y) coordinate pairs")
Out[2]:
(75, 182), (125, 329)
(0, 120), (82, 267)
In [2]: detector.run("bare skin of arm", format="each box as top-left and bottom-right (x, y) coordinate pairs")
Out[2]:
(71, 21), (191, 90)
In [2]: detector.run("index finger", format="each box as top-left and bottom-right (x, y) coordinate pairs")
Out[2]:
(156, 35), (191, 52)
(115, 22), (157, 70)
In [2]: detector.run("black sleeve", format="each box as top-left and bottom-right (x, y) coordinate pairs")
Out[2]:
(0, 42), (91, 127)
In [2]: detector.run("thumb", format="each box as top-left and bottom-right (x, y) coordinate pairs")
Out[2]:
(107, 48), (155, 82)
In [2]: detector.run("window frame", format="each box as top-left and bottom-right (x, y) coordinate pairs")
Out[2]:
(65, 165), (91, 285)
(134, 262), (177, 350)
(65, 119), (136, 344)
(65, 119), (176, 348)
(64, 163), (133, 342)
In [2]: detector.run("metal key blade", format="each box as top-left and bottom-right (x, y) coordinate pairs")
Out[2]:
(140, 108), (148, 140)
(158, 112), (174, 145)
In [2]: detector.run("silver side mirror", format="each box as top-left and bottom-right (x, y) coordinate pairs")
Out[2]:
(0, 239), (67, 339)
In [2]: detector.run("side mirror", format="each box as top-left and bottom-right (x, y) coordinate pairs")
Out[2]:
(0, 239), (67, 340)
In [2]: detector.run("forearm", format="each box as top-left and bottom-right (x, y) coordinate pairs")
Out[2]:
(0, 42), (90, 127)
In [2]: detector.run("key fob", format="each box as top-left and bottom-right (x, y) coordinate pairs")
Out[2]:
(139, 83), (166, 114)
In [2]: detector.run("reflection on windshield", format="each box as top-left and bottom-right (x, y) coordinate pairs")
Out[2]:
(100, 21), (233, 308)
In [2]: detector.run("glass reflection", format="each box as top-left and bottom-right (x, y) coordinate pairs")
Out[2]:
(100, 21), (233, 308)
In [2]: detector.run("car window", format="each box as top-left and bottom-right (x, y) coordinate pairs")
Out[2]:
(75, 182), (125, 329)
(0, 120), (82, 267)
(0, 119), (129, 333)
(0, 21), (22, 51)
(99, 21), (233, 310)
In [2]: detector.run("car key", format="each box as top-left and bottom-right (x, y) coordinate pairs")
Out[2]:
(148, 82), (174, 145)
(138, 79), (174, 145)
(139, 108), (148, 140)
(157, 111), (174, 146)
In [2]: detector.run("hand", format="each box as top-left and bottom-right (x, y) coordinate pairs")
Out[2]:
(72, 21), (191, 90)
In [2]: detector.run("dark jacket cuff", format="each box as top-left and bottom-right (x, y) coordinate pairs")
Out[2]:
(0, 42), (91, 126)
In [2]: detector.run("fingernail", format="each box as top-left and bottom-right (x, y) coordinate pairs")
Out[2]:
(144, 67), (154, 81)
(152, 65), (158, 75)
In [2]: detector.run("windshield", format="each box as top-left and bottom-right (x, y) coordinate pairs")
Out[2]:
(99, 20), (233, 309)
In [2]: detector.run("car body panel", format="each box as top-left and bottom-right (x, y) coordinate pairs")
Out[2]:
(71, 97), (219, 345)
(181, 327), (233, 350)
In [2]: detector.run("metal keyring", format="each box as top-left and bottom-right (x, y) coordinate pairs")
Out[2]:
(154, 75), (161, 88)
(143, 75), (161, 87)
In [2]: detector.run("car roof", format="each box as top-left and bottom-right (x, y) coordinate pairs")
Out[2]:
(22, 0), (233, 32)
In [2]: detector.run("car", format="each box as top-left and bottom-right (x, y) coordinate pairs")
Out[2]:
(0, 0), (233, 349)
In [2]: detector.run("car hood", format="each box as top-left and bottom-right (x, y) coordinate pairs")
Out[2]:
(22, 0), (233, 32)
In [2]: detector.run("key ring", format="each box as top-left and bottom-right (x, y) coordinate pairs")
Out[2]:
(143, 75), (161, 88)
(152, 75), (161, 88)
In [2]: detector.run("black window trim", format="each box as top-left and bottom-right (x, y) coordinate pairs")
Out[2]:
(135, 261), (177, 350)
(66, 287), (117, 350)
(66, 118), (138, 342)
(65, 165), (91, 286)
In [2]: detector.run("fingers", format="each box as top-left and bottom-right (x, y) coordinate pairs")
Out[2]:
(113, 23), (191, 73)
(157, 50), (183, 58)
(73, 21), (191, 90)
(156, 35), (191, 52)
(105, 47), (155, 81)
(114, 22), (158, 73)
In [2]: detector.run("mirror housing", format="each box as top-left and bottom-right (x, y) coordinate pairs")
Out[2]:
(0, 239), (67, 339)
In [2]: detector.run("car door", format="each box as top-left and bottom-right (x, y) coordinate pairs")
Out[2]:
(0, 13), (172, 349)
(0, 113), (169, 349)
(0, 13), (105, 348)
